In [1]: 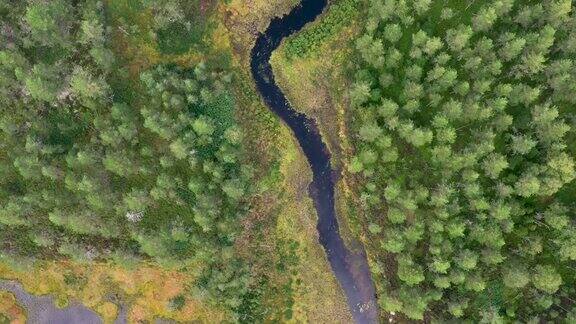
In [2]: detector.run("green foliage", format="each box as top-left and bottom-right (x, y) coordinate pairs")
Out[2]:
(284, 0), (360, 59)
(0, 313), (10, 324)
(142, 0), (212, 54)
(0, 0), (254, 316)
(168, 294), (186, 311)
(350, 0), (576, 321)
(533, 265), (563, 294)
(156, 22), (206, 55)
(24, 0), (72, 47)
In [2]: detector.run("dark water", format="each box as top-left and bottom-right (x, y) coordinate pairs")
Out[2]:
(0, 280), (102, 324)
(0, 280), (133, 324)
(249, 1), (379, 323)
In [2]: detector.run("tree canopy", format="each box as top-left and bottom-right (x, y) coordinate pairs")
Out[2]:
(349, 0), (576, 320)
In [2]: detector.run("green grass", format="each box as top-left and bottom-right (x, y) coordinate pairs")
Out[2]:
(284, 0), (360, 59)
(157, 22), (206, 55)
(155, 0), (215, 55)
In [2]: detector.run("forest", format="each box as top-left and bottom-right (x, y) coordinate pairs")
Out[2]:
(1, 0), (576, 323)
(349, 0), (576, 321)
(0, 0), (259, 320)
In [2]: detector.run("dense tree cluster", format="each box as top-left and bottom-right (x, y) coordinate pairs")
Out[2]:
(0, 0), (253, 314)
(350, 0), (576, 321)
(284, 0), (360, 59)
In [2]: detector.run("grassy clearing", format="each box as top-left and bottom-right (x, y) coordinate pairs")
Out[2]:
(269, 0), (362, 168)
(104, 0), (225, 75)
(270, 52), (346, 169)
(284, 0), (361, 59)
(0, 261), (227, 323)
(233, 126), (354, 322)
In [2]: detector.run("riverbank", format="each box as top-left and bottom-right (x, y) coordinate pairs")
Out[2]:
(250, 0), (377, 321)
(0, 289), (26, 324)
(224, 0), (354, 321)
(269, 0), (370, 273)
(0, 261), (227, 323)
(269, 3), (393, 321)
(0, 280), (101, 324)
(276, 130), (354, 322)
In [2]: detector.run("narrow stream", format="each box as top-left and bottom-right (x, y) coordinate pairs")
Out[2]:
(249, 1), (379, 323)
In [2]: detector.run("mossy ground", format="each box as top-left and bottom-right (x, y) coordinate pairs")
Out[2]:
(0, 291), (26, 324)
(0, 262), (227, 323)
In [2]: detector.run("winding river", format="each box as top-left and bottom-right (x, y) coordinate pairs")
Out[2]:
(250, 0), (379, 323)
